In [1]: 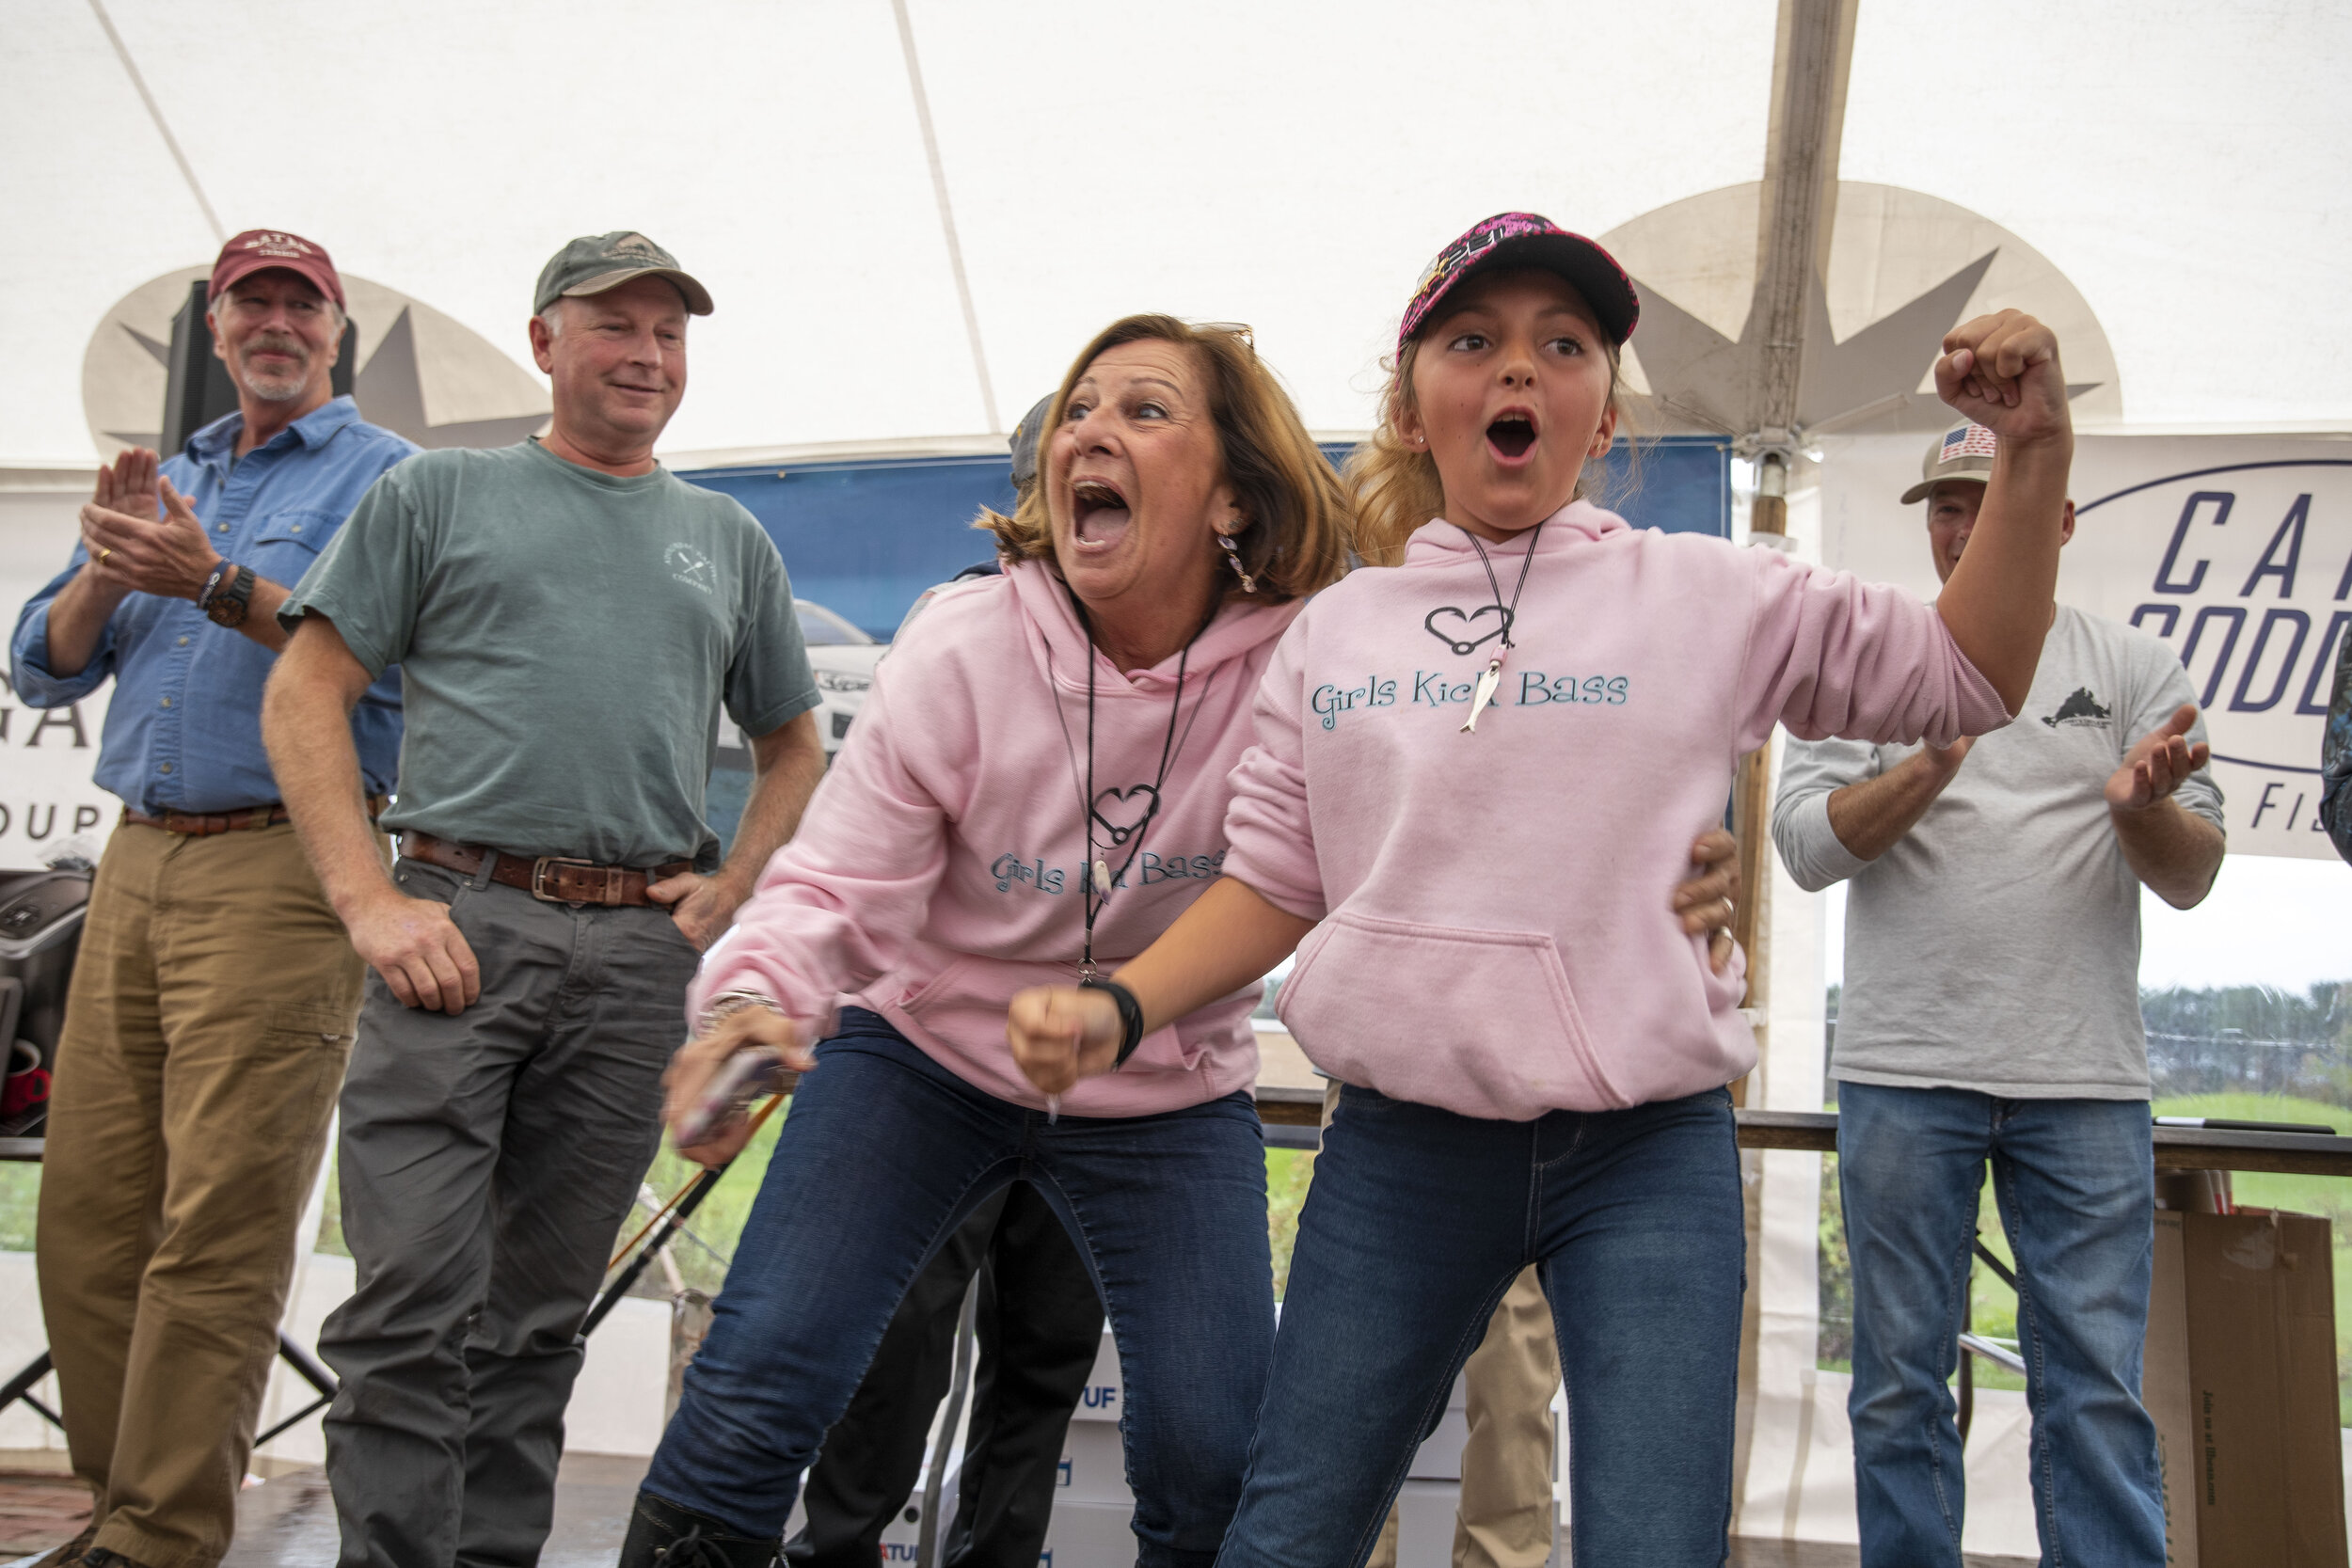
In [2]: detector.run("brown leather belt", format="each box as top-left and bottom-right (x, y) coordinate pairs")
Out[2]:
(400, 830), (692, 908)
(122, 798), (386, 837)
(124, 803), (291, 834)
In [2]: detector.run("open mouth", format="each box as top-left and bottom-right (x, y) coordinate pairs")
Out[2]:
(1486, 414), (1538, 462)
(1071, 478), (1133, 547)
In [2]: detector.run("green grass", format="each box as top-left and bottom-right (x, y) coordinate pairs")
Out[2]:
(1267, 1146), (1315, 1297)
(0, 1163), (35, 1251)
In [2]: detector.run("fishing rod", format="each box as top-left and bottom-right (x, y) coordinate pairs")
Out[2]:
(583, 1093), (783, 1337)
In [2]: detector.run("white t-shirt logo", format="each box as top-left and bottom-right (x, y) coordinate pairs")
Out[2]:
(667, 543), (716, 594)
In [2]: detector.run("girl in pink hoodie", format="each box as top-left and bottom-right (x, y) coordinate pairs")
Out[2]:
(1007, 215), (2075, 1567)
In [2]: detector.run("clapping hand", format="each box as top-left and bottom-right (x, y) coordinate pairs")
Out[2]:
(81, 465), (220, 602)
(92, 447), (162, 522)
(2107, 703), (2208, 813)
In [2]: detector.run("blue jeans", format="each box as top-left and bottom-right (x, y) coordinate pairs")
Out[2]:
(1216, 1085), (1745, 1568)
(1838, 1082), (2165, 1568)
(643, 1011), (1276, 1568)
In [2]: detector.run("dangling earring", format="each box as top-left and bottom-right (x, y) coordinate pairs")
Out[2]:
(1218, 531), (1258, 594)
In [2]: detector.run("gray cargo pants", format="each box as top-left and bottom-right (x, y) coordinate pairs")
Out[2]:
(318, 853), (701, 1568)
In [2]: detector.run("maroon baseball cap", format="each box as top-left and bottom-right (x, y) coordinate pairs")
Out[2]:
(1398, 213), (1639, 355)
(209, 229), (345, 310)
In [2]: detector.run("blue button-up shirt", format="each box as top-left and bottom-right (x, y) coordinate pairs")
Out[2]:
(8, 397), (415, 815)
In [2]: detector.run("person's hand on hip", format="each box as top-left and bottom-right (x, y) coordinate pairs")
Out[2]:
(1672, 828), (1743, 974)
(647, 868), (750, 951)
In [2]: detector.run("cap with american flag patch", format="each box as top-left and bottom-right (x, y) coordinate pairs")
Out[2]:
(1901, 420), (1998, 505)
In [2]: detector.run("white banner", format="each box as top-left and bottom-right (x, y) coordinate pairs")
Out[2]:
(1820, 434), (2352, 861)
(0, 491), (119, 871)
(0, 673), (114, 869)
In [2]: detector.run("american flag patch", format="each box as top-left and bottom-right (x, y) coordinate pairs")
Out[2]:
(1939, 424), (1997, 463)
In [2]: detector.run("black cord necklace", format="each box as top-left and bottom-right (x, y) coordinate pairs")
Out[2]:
(1059, 596), (1216, 978)
(1459, 521), (1545, 733)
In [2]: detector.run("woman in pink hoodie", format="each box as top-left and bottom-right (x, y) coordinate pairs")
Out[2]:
(1007, 216), (2074, 1567)
(612, 316), (1352, 1568)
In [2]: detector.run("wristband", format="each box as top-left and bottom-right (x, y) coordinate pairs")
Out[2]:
(199, 562), (255, 627)
(697, 988), (784, 1037)
(1078, 975), (1147, 1070)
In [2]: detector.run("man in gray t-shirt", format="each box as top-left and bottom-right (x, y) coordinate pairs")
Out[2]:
(1772, 423), (2224, 1568)
(262, 232), (825, 1568)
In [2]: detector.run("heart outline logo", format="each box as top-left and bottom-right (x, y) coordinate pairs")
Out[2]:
(1424, 605), (1512, 657)
(1090, 784), (1162, 847)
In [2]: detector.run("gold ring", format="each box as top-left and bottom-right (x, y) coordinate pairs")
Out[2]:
(95, 546), (111, 565)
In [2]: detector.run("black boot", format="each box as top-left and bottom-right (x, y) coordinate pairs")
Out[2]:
(617, 1492), (782, 1568)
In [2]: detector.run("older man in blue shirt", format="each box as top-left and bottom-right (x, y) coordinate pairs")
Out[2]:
(8, 230), (413, 1568)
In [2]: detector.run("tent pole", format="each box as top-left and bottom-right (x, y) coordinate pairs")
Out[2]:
(891, 0), (1004, 436)
(1729, 0), (1860, 1538)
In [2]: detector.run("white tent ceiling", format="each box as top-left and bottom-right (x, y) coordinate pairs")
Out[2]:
(6, 0), (2346, 469)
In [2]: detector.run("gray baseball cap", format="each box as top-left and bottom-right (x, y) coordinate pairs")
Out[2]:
(533, 231), (713, 317)
(1901, 420), (1997, 505)
(1009, 394), (1055, 492)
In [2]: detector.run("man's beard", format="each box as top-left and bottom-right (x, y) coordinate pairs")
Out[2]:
(233, 334), (313, 404)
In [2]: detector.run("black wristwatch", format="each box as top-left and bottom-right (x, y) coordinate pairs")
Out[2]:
(1078, 975), (1148, 1070)
(199, 562), (255, 628)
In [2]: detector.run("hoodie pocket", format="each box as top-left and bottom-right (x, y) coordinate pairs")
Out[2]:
(1279, 911), (1624, 1117)
(891, 955), (975, 1020)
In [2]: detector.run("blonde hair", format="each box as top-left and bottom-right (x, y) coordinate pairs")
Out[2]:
(978, 315), (1351, 603)
(1344, 333), (1632, 567)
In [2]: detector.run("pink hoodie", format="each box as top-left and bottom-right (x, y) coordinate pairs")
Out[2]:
(692, 558), (1299, 1116)
(1222, 502), (2011, 1121)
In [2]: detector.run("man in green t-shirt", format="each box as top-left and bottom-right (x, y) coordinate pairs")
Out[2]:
(262, 232), (826, 1568)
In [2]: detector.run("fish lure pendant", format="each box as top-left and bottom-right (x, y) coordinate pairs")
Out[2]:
(1461, 657), (1505, 733)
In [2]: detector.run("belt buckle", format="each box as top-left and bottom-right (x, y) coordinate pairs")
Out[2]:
(530, 856), (598, 903)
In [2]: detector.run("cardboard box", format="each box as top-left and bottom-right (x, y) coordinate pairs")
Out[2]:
(1070, 1330), (1122, 1424)
(2146, 1207), (2346, 1568)
(1041, 1497), (1139, 1568)
(1057, 1420), (1133, 1505)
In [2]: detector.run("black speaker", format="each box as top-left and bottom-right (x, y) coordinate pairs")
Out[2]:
(0, 868), (91, 1141)
(159, 280), (358, 454)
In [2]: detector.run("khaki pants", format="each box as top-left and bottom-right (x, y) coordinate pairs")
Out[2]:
(37, 821), (365, 1568)
(1322, 1084), (1560, 1568)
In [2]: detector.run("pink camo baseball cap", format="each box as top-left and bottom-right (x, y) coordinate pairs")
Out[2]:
(1398, 213), (1640, 355)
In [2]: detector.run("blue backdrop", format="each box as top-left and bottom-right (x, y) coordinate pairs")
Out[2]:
(684, 436), (1732, 640)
